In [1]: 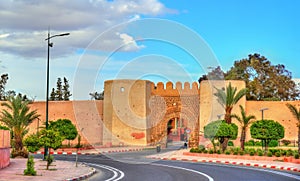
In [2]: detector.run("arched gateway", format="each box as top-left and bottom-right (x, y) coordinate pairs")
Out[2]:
(103, 80), (200, 148)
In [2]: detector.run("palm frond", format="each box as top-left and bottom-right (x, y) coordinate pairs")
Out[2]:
(286, 103), (300, 121)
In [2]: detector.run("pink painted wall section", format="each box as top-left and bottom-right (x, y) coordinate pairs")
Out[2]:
(0, 130), (10, 169)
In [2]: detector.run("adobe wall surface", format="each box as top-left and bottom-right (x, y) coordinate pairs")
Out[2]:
(0, 100), (104, 146)
(0, 130), (10, 169)
(103, 80), (151, 146)
(246, 100), (300, 141)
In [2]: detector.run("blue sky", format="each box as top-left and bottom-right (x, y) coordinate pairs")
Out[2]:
(0, 0), (299, 100)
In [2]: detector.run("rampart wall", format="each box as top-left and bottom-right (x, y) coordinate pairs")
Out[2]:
(0, 79), (299, 149)
(0, 130), (10, 169)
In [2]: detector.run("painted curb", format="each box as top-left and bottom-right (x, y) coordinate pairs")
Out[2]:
(149, 157), (300, 173)
(64, 166), (96, 181)
(33, 148), (145, 155)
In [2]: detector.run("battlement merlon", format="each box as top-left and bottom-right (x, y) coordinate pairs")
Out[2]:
(150, 81), (200, 96)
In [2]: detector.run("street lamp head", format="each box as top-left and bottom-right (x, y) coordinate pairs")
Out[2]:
(58, 33), (70, 36)
(260, 108), (269, 111)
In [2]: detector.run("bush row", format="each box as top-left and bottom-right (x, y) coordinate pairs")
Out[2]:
(190, 146), (299, 159)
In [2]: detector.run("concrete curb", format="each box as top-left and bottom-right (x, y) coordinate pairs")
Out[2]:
(64, 165), (96, 181)
(149, 156), (300, 173)
(33, 148), (145, 155)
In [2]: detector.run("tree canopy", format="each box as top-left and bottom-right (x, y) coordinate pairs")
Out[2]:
(49, 119), (78, 143)
(198, 53), (300, 100)
(225, 53), (300, 100)
(250, 119), (284, 151)
(50, 77), (72, 101)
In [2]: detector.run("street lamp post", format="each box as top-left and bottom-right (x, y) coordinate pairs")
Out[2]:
(217, 114), (225, 120)
(44, 29), (70, 159)
(260, 108), (268, 120)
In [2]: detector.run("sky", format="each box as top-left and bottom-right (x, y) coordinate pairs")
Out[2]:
(0, 0), (299, 100)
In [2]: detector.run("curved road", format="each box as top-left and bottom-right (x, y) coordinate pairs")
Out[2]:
(44, 150), (300, 181)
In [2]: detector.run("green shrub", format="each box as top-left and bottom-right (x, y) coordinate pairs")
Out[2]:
(239, 150), (245, 155)
(275, 152), (281, 157)
(281, 150), (287, 156)
(228, 141), (234, 146)
(257, 150), (264, 156)
(0, 125), (9, 130)
(255, 141), (262, 146)
(209, 149), (214, 154)
(217, 150), (221, 154)
(24, 156), (36, 176)
(203, 149), (208, 154)
(249, 150), (255, 156)
(286, 150), (293, 157)
(190, 148), (196, 153)
(225, 150), (231, 155)
(233, 151), (238, 155)
(281, 140), (291, 146)
(294, 153), (299, 159)
(246, 140), (255, 146)
(268, 140), (278, 147)
(267, 151), (273, 157)
(198, 145), (206, 152)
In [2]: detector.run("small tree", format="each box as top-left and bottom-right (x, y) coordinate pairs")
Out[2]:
(231, 105), (256, 150)
(204, 120), (238, 152)
(49, 119), (78, 147)
(24, 134), (41, 153)
(250, 120), (284, 152)
(24, 155), (36, 176)
(38, 128), (64, 170)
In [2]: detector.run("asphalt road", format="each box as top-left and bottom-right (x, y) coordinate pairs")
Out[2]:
(39, 149), (300, 181)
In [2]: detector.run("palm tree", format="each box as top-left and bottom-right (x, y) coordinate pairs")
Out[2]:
(214, 82), (247, 151)
(231, 105), (256, 150)
(214, 82), (248, 124)
(0, 96), (40, 156)
(286, 103), (300, 154)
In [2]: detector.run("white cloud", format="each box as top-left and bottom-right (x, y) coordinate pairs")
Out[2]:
(0, 0), (174, 58)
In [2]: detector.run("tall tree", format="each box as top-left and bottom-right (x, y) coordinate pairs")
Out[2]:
(50, 88), (56, 101)
(286, 103), (300, 154)
(0, 96), (40, 157)
(214, 82), (247, 150)
(0, 74), (9, 100)
(225, 53), (300, 100)
(55, 77), (63, 100)
(63, 77), (72, 100)
(89, 91), (104, 100)
(198, 66), (225, 83)
(231, 105), (256, 150)
(50, 77), (72, 101)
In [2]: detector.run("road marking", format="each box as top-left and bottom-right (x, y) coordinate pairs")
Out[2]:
(86, 163), (125, 181)
(151, 163), (214, 181)
(198, 162), (300, 180)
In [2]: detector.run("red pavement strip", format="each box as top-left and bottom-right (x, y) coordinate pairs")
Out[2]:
(149, 157), (300, 173)
(33, 148), (144, 155)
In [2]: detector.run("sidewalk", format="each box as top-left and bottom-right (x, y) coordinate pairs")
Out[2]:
(0, 158), (95, 181)
(148, 149), (300, 173)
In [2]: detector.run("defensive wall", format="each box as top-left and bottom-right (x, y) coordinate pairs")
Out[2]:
(0, 79), (299, 148)
(0, 130), (10, 169)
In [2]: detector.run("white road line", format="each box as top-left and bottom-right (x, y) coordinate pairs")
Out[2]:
(86, 163), (125, 181)
(151, 163), (214, 181)
(211, 163), (300, 180)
